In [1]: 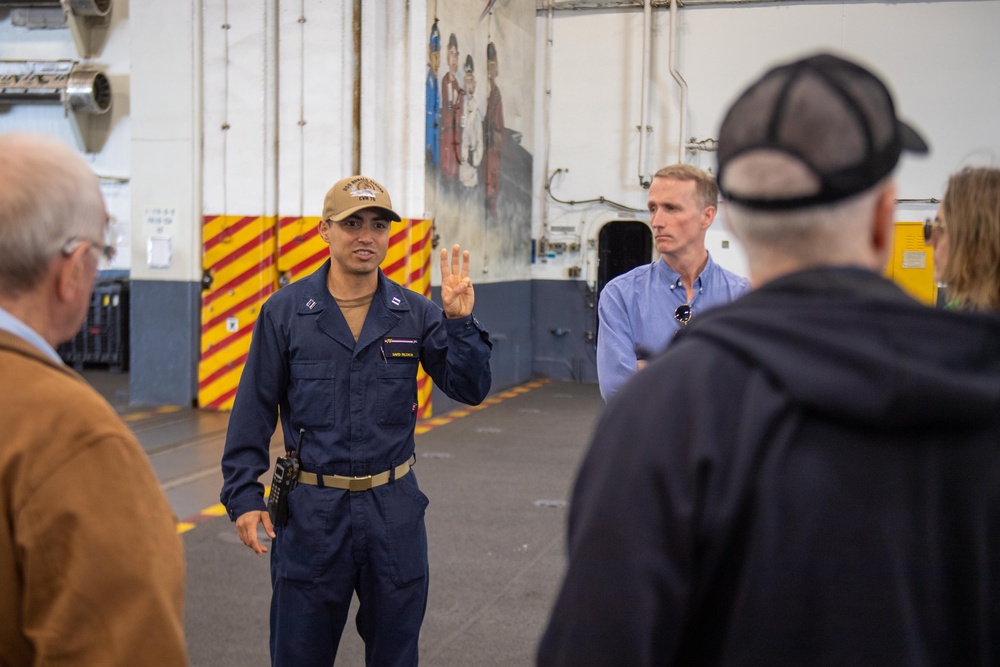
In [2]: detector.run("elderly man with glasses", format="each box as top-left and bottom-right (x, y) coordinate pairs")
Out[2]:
(0, 132), (187, 665)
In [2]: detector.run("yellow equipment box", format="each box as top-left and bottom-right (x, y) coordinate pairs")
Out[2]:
(884, 220), (937, 306)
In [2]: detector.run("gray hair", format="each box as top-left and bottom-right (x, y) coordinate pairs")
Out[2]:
(0, 133), (105, 293)
(723, 152), (891, 266)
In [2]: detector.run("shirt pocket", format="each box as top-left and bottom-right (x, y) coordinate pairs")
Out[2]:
(288, 361), (336, 429)
(376, 360), (418, 428)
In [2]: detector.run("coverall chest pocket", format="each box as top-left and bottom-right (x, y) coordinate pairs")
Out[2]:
(376, 361), (418, 427)
(288, 361), (336, 428)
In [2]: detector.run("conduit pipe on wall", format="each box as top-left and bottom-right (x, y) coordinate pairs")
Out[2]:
(193, 0), (205, 284)
(636, 0), (652, 188)
(266, 0), (279, 261)
(672, 0), (799, 5)
(352, 0), (362, 176)
(0, 60), (111, 113)
(542, 0), (555, 236)
(668, 0), (687, 164)
(537, 0), (806, 9)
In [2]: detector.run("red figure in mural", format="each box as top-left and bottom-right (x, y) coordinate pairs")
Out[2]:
(484, 41), (505, 215)
(441, 33), (463, 183)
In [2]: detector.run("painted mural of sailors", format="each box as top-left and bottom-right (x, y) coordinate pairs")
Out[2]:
(484, 41), (505, 215)
(441, 33), (464, 183)
(459, 54), (484, 189)
(425, 21), (441, 168)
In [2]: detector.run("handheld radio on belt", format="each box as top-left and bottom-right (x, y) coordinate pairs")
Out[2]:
(267, 428), (302, 527)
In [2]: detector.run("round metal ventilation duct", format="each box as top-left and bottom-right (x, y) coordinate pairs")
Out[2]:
(66, 66), (111, 113)
(0, 0), (112, 17)
(0, 61), (112, 114)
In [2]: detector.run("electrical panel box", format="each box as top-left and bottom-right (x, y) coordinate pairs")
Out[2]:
(884, 221), (937, 306)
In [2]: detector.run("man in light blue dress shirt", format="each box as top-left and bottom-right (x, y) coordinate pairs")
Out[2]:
(597, 164), (749, 401)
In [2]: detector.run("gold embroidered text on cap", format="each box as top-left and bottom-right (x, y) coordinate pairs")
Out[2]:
(322, 176), (402, 223)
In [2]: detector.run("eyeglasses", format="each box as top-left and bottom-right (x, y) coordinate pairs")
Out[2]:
(61, 236), (117, 264)
(674, 303), (692, 327)
(923, 216), (945, 244)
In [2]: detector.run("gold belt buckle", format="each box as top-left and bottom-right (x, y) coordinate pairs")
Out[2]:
(348, 475), (373, 492)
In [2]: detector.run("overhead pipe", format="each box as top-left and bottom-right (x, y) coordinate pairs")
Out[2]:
(0, 0), (111, 16)
(636, 0), (652, 187)
(541, 0), (554, 235)
(538, 0), (819, 9)
(668, 0), (687, 163)
(193, 0), (205, 286)
(352, 0), (362, 175)
(266, 0), (280, 278)
(0, 60), (111, 114)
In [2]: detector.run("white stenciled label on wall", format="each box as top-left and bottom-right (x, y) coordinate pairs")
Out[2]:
(144, 206), (178, 234)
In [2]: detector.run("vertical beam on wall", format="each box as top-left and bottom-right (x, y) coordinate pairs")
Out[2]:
(359, 0), (426, 218)
(352, 0), (362, 175)
(129, 1), (204, 407)
(358, 0), (379, 180)
(193, 0), (204, 287)
(277, 2), (352, 234)
(265, 0), (279, 255)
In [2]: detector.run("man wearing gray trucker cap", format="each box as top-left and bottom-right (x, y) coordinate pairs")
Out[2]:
(539, 53), (1000, 665)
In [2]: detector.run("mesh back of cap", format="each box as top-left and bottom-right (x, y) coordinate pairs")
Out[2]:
(717, 54), (920, 210)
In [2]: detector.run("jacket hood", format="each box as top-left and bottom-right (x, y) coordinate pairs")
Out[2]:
(681, 268), (1000, 428)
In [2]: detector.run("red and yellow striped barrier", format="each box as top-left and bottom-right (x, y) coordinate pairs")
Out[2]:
(198, 215), (278, 411)
(276, 215), (327, 285)
(382, 218), (434, 420)
(198, 215), (435, 416)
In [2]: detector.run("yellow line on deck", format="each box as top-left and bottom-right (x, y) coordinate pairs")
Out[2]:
(177, 378), (551, 534)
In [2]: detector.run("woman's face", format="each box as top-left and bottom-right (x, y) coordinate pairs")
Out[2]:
(930, 205), (950, 283)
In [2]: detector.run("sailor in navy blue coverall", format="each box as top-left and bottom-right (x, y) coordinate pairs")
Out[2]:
(220, 175), (492, 666)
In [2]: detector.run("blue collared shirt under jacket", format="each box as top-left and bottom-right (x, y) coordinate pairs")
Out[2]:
(0, 304), (62, 364)
(220, 260), (492, 521)
(597, 254), (749, 401)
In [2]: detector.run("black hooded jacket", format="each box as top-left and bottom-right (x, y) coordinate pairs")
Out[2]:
(539, 267), (1000, 666)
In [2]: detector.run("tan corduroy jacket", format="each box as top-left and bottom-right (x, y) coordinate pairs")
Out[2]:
(0, 331), (188, 666)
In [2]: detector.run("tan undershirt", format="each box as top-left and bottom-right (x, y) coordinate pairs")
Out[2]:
(334, 291), (375, 341)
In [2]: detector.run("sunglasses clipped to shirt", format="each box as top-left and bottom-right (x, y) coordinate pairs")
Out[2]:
(674, 303), (692, 327)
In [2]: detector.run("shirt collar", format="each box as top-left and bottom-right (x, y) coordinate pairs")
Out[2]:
(0, 304), (63, 364)
(656, 252), (716, 289)
(303, 260), (406, 313)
